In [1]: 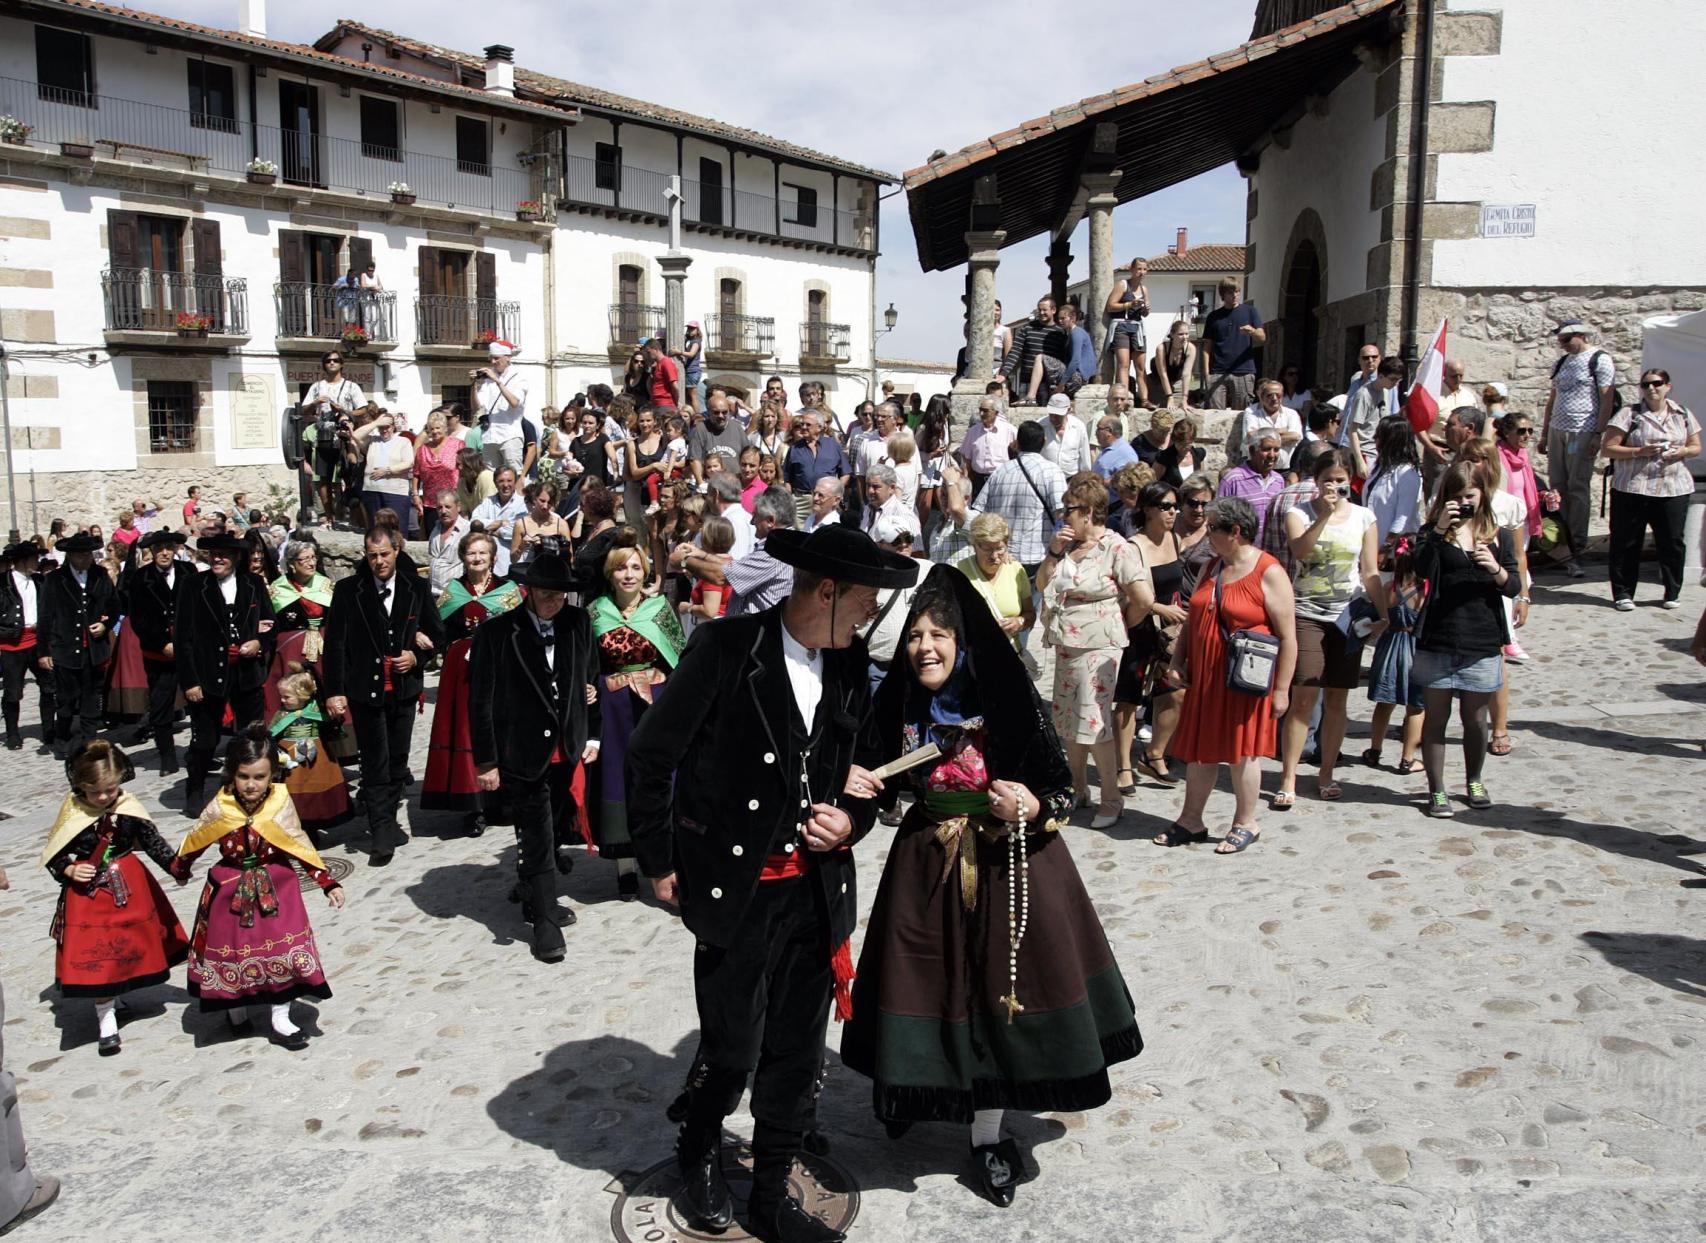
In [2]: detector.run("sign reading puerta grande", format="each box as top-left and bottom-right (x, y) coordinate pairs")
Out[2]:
(607, 1142), (858, 1242)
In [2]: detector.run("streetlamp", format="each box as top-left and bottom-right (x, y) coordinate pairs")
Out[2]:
(868, 302), (898, 399)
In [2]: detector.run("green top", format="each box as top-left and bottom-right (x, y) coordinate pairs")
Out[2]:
(589, 594), (686, 670)
(922, 789), (990, 818)
(270, 572), (333, 612)
(268, 703), (326, 740)
(437, 576), (523, 621)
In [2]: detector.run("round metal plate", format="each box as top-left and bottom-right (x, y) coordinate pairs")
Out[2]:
(300, 854), (354, 891)
(609, 1139), (859, 1243)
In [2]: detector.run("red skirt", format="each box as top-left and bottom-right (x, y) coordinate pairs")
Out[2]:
(53, 854), (190, 997)
(104, 623), (150, 719)
(422, 637), (482, 812)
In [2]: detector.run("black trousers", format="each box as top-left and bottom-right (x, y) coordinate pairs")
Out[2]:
(508, 760), (577, 880)
(688, 876), (832, 1131)
(1, 646), (53, 740)
(1608, 489), (1689, 602)
(186, 684), (266, 775)
(351, 697), (417, 853)
(52, 661), (101, 747)
(142, 656), (177, 738)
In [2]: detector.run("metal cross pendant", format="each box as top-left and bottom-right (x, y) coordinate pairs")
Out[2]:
(999, 992), (1025, 1024)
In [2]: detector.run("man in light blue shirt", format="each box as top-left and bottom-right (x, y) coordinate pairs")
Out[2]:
(1092, 415), (1138, 480)
(1342, 343), (1398, 444)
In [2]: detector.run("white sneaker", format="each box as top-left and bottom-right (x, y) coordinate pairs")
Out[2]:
(1660, 598), (1682, 610)
(1614, 598), (1635, 612)
(1502, 642), (1528, 663)
(1138, 724), (1154, 744)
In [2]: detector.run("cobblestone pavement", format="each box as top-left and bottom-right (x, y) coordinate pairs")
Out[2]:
(1, 569), (1702, 1242)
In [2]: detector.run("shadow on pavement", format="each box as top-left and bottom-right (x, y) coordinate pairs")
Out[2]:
(1472, 803), (1706, 880)
(38, 981), (193, 1053)
(1579, 930), (1706, 1001)
(1518, 717), (1705, 762)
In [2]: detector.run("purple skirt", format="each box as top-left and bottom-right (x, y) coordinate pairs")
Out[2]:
(187, 862), (332, 1010)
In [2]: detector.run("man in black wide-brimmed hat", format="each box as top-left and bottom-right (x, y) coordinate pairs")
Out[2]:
(36, 532), (117, 758)
(626, 523), (918, 1243)
(124, 529), (191, 773)
(468, 552), (600, 963)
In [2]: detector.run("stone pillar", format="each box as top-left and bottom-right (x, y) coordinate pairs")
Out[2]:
(1047, 237), (1072, 309)
(1084, 171), (1122, 366)
(952, 228), (1006, 444)
(659, 252), (692, 353)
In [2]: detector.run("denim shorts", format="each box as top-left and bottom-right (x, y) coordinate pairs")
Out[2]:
(1411, 647), (1502, 693)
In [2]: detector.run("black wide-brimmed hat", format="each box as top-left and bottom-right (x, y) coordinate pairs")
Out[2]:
(766, 524), (920, 590)
(198, 533), (247, 557)
(514, 553), (575, 592)
(55, 533), (102, 554)
(138, 529), (188, 551)
(3, 540), (43, 561)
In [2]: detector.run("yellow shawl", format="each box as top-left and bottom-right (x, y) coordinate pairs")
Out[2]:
(40, 792), (152, 867)
(177, 786), (326, 873)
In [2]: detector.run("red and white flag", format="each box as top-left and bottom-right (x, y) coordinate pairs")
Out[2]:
(1403, 319), (1448, 434)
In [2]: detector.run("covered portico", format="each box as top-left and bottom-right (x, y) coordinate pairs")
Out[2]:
(903, 0), (1401, 433)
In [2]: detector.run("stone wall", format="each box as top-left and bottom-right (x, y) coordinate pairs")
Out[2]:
(0, 461), (300, 538)
(1415, 286), (1706, 415)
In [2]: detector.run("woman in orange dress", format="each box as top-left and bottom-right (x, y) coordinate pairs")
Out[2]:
(1159, 494), (1296, 854)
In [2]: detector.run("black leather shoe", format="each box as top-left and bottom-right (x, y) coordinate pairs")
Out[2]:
(675, 1140), (734, 1233)
(970, 1138), (1023, 1207)
(368, 851), (394, 868)
(617, 870), (640, 901)
(746, 1195), (845, 1243)
(554, 845), (576, 875)
(3, 737), (21, 751)
(527, 877), (567, 962)
(465, 813), (486, 838)
(275, 1030), (310, 1052)
(97, 1033), (121, 1057)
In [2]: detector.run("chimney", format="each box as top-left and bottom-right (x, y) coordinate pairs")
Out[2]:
(483, 44), (515, 97)
(1167, 227), (1188, 259)
(238, 0), (266, 37)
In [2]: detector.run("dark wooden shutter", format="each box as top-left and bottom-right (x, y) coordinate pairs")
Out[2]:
(107, 210), (139, 269)
(417, 246), (440, 296)
(347, 235), (373, 276)
(192, 219), (222, 275)
(475, 251), (495, 302)
(278, 229), (306, 283)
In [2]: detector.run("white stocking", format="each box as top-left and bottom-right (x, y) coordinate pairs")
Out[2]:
(970, 1109), (1004, 1148)
(95, 998), (119, 1040)
(270, 1003), (299, 1037)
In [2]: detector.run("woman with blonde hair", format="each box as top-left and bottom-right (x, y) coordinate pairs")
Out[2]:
(953, 511), (1034, 643)
(887, 428), (920, 511)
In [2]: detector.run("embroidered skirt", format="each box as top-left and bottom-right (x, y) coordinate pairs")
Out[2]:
(186, 862), (332, 1010)
(53, 854), (190, 997)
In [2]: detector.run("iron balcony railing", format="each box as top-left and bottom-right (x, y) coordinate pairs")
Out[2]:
(101, 267), (248, 334)
(799, 322), (852, 362)
(274, 282), (397, 342)
(415, 295), (520, 347)
(705, 313), (775, 357)
(608, 303), (666, 349)
(0, 76), (542, 217)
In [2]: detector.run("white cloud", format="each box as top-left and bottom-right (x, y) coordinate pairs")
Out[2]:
(162, 0), (1258, 363)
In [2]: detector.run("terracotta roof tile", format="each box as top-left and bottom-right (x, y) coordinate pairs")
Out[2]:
(321, 20), (894, 183)
(1143, 244), (1247, 272)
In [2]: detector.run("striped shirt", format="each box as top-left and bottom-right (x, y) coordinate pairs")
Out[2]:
(1608, 401), (1700, 497)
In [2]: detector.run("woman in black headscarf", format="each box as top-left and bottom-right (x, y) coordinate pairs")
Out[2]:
(841, 565), (1142, 1207)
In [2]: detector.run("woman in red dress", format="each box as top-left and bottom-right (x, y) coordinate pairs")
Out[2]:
(421, 530), (524, 835)
(1160, 494), (1296, 854)
(42, 741), (189, 1056)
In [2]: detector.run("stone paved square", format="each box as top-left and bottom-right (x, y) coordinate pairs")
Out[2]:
(1, 575), (1702, 1241)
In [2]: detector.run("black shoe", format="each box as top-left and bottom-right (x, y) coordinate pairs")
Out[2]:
(526, 876), (567, 962)
(465, 813), (486, 838)
(97, 1033), (121, 1057)
(746, 1195), (845, 1243)
(617, 869), (640, 901)
(275, 1029), (310, 1052)
(675, 1138), (734, 1233)
(3, 737), (20, 751)
(970, 1138), (1024, 1207)
(554, 844), (576, 875)
(369, 851), (394, 868)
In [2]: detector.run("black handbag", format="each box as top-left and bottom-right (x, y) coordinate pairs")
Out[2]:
(1213, 566), (1281, 696)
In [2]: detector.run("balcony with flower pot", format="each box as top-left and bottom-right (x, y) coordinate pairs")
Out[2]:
(414, 298), (521, 359)
(273, 283), (399, 354)
(100, 268), (250, 350)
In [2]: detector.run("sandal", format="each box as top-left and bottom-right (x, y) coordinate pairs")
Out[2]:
(1216, 826), (1260, 854)
(1397, 757), (1420, 775)
(1153, 823), (1209, 847)
(1116, 768), (1138, 796)
(1488, 733), (1513, 757)
(1360, 747), (1383, 768)
(1317, 779), (1342, 801)
(1137, 752), (1178, 783)
(1270, 791), (1295, 811)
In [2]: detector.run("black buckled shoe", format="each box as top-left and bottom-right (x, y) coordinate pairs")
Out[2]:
(970, 1138), (1024, 1207)
(675, 1134), (733, 1234)
(525, 876), (567, 962)
(746, 1194), (845, 1243)
(97, 1033), (121, 1057)
(464, 812), (486, 838)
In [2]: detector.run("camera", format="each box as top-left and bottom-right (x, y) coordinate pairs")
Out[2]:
(1331, 483), (1352, 498)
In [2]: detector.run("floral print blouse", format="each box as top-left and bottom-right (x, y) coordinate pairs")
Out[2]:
(1041, 531), (1148, 651)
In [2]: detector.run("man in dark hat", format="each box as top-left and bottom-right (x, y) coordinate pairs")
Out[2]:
(467, 552), (600, 962)
(626, 523), (918, 1243)
(174, 532), (275, 809)
(0, 541), (56, 751)
(323, 524), (443, 866)
(35, 532), (117, 758)
(123, 530), (192, 773)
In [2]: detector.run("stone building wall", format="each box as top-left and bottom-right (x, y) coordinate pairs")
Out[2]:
(2, 460), (299, 537)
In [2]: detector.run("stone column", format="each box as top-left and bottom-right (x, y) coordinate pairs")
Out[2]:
(952, 228), (1006, 444)
(659, 252), (692, 353)
(1084, 171), (1122, 364)
(1047, 237), (1072, 309)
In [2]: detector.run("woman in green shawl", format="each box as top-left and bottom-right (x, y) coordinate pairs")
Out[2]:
(264, 538), (334, 719)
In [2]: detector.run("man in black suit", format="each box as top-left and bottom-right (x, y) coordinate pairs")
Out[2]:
(35, 532), (118, 758)
(0, 541), (56, 751)
(175, 533), (274, 809)
(626, 524), (916, 1243)
(323, 525), (443, 867)
(468, 553), (600, 962)
(124, 530), (191, 773)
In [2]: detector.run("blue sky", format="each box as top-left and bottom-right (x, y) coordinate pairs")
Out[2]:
(152, 0), (1259, 361)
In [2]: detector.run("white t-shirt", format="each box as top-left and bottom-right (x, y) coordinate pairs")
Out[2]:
(365, 436), (413, 497)
(1286, 500), (1377, 622)
(1235, 403), (1305, 469)
(476, 367), (531, 445)
(307, 378), (364, 420)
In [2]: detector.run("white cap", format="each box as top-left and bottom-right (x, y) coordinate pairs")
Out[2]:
(1046, 392), (1072, 413)
(488, 339), (517, 358)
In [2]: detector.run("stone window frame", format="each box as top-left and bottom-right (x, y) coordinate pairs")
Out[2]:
(128, 356), (216, 468)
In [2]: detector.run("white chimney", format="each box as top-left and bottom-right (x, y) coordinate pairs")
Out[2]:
(483, 45), (515, 97)
(238, 0), (266, 37)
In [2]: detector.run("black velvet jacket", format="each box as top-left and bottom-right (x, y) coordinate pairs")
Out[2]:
(322, 569), (444, 706)
(468, 604), (601, 781)
(37, 563), (118, 667)
(625, 606), (881, 950)
(124, 561), (192, 655)
(173, 570), (275, 698)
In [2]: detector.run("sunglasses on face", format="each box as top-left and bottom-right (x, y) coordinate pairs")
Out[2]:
(1062, 505), (1090, 517)
(1182, 498), (1209, 510)
(1511, 426), (1533, 435)
(1209, 520), (1238, 534)
(1641, 380), (1667, 389)
(1154, 502), (1179, 511)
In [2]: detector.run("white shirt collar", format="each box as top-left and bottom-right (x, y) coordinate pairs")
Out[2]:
(779, 617), (825, 728)
(217, 572), (237, 605)
(373, 574), (396, 614)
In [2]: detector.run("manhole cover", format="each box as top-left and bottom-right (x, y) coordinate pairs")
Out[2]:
(609, 1139), (859, 1242)
(301, 854), (354, 891)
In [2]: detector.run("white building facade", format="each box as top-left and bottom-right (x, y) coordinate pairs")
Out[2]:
(0, 0), (890, 531)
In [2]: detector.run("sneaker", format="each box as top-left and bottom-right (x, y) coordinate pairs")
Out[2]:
(1502, 642), (1529, 664)
(1466, 781), (1492, 810)
(1426, 791), (1454, 819)
(1661, 598), (1682, 610)
(1614, 598), (1635, 612)
(1138, 724), (1154, 744)
(1563, 559), (1585, 579)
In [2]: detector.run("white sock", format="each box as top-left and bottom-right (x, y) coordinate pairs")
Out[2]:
(970, 1109), (1003, 1148)
(226, 1006), (249, 1027)
(95, 998), (119, 1040)
(270, 1003), (299, 1037)
(616, 858), (637, 877)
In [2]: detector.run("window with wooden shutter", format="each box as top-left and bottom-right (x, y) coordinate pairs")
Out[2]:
(698, 157), (724, 227)
(191, 219), (224, 331)
(36, 26), (94, 108)
(347, 236), (373, 279)
(784, 183), (818, 228)
(474, 252), (497, 337)
(187, 60), (238, 132)
(595, 142), (622, 192)
(278, 230), (308, 336)
(360, 97), (401, 162)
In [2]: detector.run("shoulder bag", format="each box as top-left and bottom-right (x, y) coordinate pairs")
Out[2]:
(1213, 562), (1281, 697)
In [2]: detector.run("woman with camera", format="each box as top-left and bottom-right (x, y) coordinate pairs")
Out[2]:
(1413, 462), (1522, 818)
(1274, 447), (1386, 808)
